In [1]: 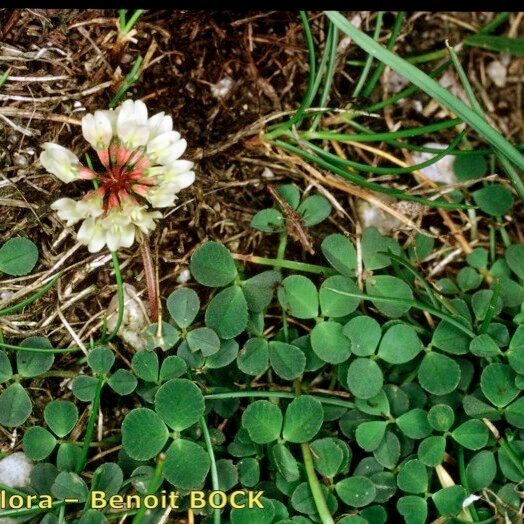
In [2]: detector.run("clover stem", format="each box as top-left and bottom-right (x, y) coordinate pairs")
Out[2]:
(107, 251), (124, 342)
(76, 377), (104, 474)
(499, 438), (524, 478)
(133, 453), (166, 524)
(295, 379), (334, 524)
(457, 446), (479, 522)
(139, 235), (159, 323)
(204, 390), (354, 410)
(276, 232), (289, 341)
(276, 232), (288, 262)
(301, 442), (335, 524)
(200, 417), (221, 524)
(232, 252), (333, 275)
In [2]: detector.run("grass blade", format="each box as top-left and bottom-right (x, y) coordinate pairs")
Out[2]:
(463, 35), (524, 56)
(325, 11), (524, 200)
(265, 11), (316, 138)
(297, 131), (465, 176)
(352, 12), (383, 97)
(325, 287), (475, 338)
(362, 11), (405, 97)
(273, 138), (471, 210)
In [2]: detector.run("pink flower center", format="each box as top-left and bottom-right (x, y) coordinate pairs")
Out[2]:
(81, 145), (155, 213)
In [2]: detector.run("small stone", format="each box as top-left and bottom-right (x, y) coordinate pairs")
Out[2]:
(386, 70), (410, 94)
(261, 167), (275, 179)
(412, 142), (457, 185)
(13, 153), (28, 167)
(107, 283), (150, 351)
(357, 196), (402, 235)
(211, 76), (234, 98)
(0, 452), (33, 488)
(487, 60), (507, 88)
(176, 269), (191, 284)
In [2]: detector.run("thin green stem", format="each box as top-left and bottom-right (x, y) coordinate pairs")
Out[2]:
(302, 118), (462, 143)
(39, 370), (80, 379)
(0, 69), (9, 89)
(76, 377), (104, 474)
(293, 378), (334, 524)
(457, 446), (479, 521)
(106, 251), (124, 342)
(365, 12), (508, 112)
(310, 22), (334, 114)
(353, 12), (383, 98)
(276, 232), (288, 263)
(362, 11), (405, 98)
(446, 43), (484, 115)
(446, 42), (524, 203)
(365, 59), (451, 113)
(0, 341), (81, 353)
(272, 138), (471, 210)
(406, 48), (447, 64)
(310, 23), (338, 131)
(301, 443), (335, 524)
(132, 453), (166, 524)
(499, 438), (524, 478)
(118, 10), (127, 31)
(109, 56), (143, 108)
(478, 12), (510, 35)
(326, 10), (524, 200)
(0, 483), (29, 497)
(276, 232), (289, 340)
(0, 274), (61, 317)
(233, 253), (334, 275)
(122, 9), (144, 35)
(265, 11), (316, 139)
(204, 391), (354, 410)
(301, 130), (465, 175)
(200, 418), (221, 524)
(325, 288), (476, 338)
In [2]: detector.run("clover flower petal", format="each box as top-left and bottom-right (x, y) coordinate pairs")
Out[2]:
(40, 143), (81, 183)
(146, 131), (185, 165)
(147, 111), (173, 140)
(42, 99), (195, 253)
(78, 217), (107, 253)
(82, 110), (114, 150)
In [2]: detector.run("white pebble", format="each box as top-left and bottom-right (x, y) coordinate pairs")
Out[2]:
(487, 60), (507, 88)
(386, 70), (410, 94)
(411, 142), (457, 185)
(0, 452), (33, 488)
(176, 269), (191, 284)
(106, 284), (149, 351)
(357, 199), (402, 235)
(211, 77), (234, 99)
(13, 153), (28, 167)
(261, 167), (275, 179)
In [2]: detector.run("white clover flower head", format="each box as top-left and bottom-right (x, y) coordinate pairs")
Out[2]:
(40, 99), (195, 253)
